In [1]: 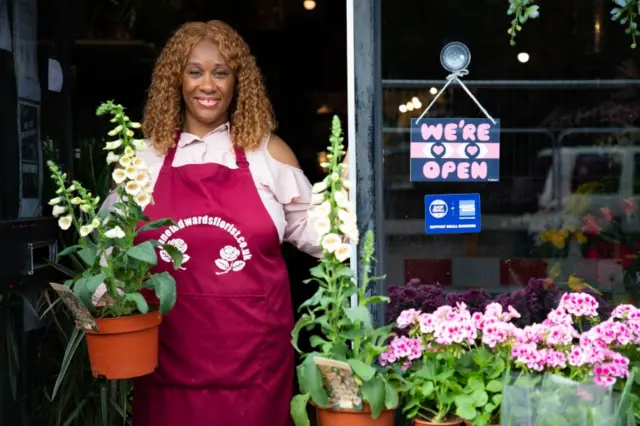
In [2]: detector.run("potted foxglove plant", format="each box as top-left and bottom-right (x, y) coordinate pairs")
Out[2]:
(48, 100), (183, 380)
(290, 116), (404, 426)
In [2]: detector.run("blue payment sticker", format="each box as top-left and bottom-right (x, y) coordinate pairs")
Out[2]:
(424, 193), (481, 235)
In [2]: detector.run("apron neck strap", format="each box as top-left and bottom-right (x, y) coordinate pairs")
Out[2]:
(233, 146), (249, 168)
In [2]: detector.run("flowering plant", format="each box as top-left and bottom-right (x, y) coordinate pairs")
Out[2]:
(290, 117), (403, 425)
(382, 303), (520, 425)
(507, 0), (640, 48)
(47, 101), (183, 318)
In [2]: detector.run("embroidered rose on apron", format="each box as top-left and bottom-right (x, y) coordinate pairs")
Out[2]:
(159, 238), (190, 270)
(215, 245), (246, 275)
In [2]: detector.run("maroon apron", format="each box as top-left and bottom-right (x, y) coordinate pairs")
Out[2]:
(131, 142), (294, 426)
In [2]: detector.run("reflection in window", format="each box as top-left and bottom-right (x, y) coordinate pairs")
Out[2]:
(570, 153), (622, 194)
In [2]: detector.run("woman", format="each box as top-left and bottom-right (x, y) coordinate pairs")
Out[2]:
(102, 20), (333, 426)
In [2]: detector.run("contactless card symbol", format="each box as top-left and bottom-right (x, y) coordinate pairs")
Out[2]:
(428, 199), (448, 219)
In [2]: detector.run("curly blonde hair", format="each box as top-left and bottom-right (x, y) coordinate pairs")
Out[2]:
(142, 20), (276, 154)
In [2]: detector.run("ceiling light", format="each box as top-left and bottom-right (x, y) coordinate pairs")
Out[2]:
(517, 52), (530, 63)
(399, 104), (407, 113)
(429, 87), (438, 95)
(303, 0), (316, 10)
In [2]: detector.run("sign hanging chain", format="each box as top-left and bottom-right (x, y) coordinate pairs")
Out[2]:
(416, 69), (496, 125)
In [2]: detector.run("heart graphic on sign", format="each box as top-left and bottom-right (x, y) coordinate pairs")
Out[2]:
(431, 143), (445, 158)
(465, 143), (479, 159)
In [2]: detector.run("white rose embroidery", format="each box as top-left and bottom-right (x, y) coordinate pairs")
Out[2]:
(215, 245), (246, 275)
(159, 238), (190, 270)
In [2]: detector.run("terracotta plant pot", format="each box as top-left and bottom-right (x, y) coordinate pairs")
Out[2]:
(85, 311), (162, 380)
(315, 403), (396, 426)
(413, 416), (463, 426)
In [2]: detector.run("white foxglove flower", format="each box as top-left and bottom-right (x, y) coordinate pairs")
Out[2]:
(314, 216), (331, 237)
(79, 225), (93, 237)
(129, 122), (142, 129)
(311, 181), (327, 194)
(125, 181), (141, 195)
(134, 192), (151, 209)
(104, 140), (122, 150)
(124, 146), (135, 157)
(143, 181), (154, 193)
(125, 166), (137, 180)
(132, 156), (147, 170)
(119, 155), (132, 167)
(338, 208), (356, 225)
(335, 243), (351, 262)
(48, 197), (61, 205)
(342, 179), (352, 190)
(91, 218), (101, 228)
(311, 193), (324, 205)
(106, 152), (120, 164)
(70, 197), (83, 205)
(52, 205), (66, 217)
(340, 223), (359, 243)
(80, 204), (92, 213)
(331, 173), (340, 181)
(334, 190), (349, 208)
(58, 215), (72, 230)
(132, 139), (147, 150)
(321, 233), (342, 253)
(112, 168), (127, 184)
(104, 226), (126, 239)
(135, 171), (150, 187)
(107, 125), (122, 136)
(67, 185), (76, 192)
(126, 130), (134, 138)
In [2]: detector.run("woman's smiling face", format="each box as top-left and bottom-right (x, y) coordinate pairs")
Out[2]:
(182, 39), (235, 136)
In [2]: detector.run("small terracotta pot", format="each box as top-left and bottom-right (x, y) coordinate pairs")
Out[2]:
(315, 403), (396, 426)
(85, 311), (162, 380)
(413, 416), (463, 426)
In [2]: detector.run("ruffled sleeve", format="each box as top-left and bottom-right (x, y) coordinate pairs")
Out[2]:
(262, 151), (324, 258)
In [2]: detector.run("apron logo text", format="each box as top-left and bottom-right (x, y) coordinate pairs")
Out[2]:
(157, 215), (252, 273)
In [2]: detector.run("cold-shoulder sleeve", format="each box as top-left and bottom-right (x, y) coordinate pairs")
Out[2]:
(262, 152), (323, 258)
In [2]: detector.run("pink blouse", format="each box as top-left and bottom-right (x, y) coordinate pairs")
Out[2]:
(100, 123), (323, 258)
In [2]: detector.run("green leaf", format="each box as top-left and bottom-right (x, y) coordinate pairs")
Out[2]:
(363, 295), (390, 306)
(57, 244), (82, 258)
(136, 218), (175, 235)
(472, 347), (493, 368)
(361, 376), (385, 418)
(471, 390), (489, 407)
(467, 376), (485, 392)
(73, 273), (106, 309)
(455, 394), (475, 408)
(344, 306), (372, 329)
(123, 292), (149, 314)
(302, 357), (328, 407)
(77, 246), (98, 267)
(144, 272), (177, 315)
(290, 393), (311, 426)
(127, 241), (158, 265)
(384, 381), (399, 409)
(420, 381), (434, 397)
(309, 264), (327, 280)
(309, 335), (327, 348)
(161, 243), (183, 270)
(291, 314), (315, 353)
(455, 403), (477, 421)
(485, 379), (502, 393)
(347, 359), (376, 381)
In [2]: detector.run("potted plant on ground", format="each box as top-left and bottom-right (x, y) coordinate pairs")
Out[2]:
(383, 302), (521, 426)
(290, 116), (404, 426)
(47, 100), (183, 380)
